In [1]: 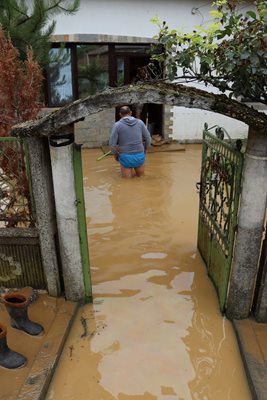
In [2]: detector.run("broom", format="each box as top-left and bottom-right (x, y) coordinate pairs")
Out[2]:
(96, 150), (112, 161)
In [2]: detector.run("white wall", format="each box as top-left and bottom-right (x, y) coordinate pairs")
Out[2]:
(171, 82), (248, 141)
(172, 108), (248, 142)
(54, 0), (211, 38)
(54, 0), (249, 141)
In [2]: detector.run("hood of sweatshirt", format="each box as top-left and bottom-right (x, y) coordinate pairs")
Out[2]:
(120, 116), (138, 126)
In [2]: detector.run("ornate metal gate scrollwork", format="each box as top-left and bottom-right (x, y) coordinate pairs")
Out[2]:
(197, 124), (244, 310)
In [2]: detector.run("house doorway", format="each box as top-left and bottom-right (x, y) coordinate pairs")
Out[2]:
(114, 45), (164, 137)
(115, 103), (163, 137)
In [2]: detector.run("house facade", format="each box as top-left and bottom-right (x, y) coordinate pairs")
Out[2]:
(45, 0), (251, 147)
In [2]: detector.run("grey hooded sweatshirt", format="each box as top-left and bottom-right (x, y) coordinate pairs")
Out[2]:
(109, 117), (151, 155)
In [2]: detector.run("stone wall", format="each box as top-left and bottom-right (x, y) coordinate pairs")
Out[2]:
(74, 105), (173, 148)
(74, 108), (115, 148)
(163, 105), (174, 140)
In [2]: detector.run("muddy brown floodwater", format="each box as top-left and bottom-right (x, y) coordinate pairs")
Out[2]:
(46, 146), (251, 400)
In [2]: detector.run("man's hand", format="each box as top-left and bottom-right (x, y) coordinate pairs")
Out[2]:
(114, 153), (119, 161)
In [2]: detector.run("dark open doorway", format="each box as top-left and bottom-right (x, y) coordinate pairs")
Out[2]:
(114, 45), (163, 137)
(115, 103), (163, 137)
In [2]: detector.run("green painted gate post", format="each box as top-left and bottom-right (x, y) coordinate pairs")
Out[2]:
(73, 144), (93, 303)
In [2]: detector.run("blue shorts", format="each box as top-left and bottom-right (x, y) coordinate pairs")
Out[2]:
(119, 153), (145, 168)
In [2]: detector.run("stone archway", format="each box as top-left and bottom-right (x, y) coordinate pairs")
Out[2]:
(12, 82), (267, 137)
(11, 81), (267, 319)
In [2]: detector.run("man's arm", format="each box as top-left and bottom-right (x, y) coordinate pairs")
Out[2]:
(141, 122), (151, 153)
(109, 124), (119, 158)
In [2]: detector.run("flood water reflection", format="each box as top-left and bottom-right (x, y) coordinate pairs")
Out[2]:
(46, 146), (251, 400)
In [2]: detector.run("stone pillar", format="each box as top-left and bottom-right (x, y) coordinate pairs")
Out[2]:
(49, 132), (85, 301)
(163, 105), (174, 140)
(226, 129), (267, 319)
(27, 137), (61, 297)
(255, 234), (267, 322)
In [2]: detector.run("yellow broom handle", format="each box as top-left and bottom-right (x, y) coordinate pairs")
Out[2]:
(96, 150), (112, 161)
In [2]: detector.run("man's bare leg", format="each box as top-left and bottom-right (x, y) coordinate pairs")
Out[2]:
(134, 164), (145, 177)
(120, 165), (134, 178)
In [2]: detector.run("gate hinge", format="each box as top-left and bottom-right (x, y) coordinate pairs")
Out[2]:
(196, 182), (201, 193)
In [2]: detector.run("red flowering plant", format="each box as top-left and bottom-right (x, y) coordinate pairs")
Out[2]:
(0, 28), (42, 227)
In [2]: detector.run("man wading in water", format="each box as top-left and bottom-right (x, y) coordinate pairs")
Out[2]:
(109, 106), (151, 178)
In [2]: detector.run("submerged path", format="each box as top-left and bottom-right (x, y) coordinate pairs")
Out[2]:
(46, 146), (251, 400)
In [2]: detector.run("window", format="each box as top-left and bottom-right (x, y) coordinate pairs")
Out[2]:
(116, 58), (125, 86)
(77, 45), (109, 98)
(47, 48), (73, 106)
(45, 43), (152, 107)
(114, 45), (150, 85)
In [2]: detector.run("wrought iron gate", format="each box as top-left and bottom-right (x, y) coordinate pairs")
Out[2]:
(197, 125), (244, 311)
